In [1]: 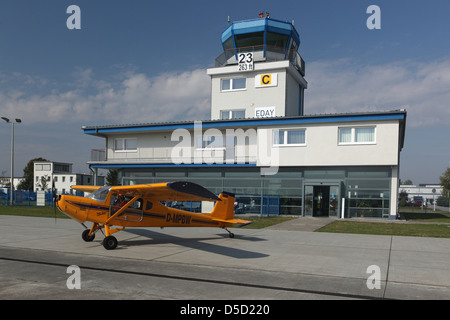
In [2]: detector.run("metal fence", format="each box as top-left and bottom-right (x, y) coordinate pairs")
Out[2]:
(0, 189), (83, 207)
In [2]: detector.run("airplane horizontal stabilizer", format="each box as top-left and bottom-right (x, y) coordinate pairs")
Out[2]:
(212, 218), (253, 227)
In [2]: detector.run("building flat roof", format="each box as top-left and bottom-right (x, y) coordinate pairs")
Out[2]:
(82, 109), (406, 133)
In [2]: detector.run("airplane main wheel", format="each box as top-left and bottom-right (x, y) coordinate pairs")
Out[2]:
(103, 236), (118, 250)
(229, 232), (234, 238)
(82, 229), (95, 242)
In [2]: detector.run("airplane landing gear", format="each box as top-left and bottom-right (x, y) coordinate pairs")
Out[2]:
(103, 235), (118, 250)
(82, 229), (95, 242)
(223, 227), (235, 238)
(80, 223), (122, 250)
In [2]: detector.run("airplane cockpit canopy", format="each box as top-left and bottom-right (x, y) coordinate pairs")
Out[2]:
(86, 186), (111, 202)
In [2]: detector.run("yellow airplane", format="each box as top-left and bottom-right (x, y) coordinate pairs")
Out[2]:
(56, 181), (252, 250)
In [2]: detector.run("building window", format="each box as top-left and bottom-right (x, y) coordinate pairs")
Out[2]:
(235, 31), (264, 48)
(54, 163), (70, 173)
(35, 164), (51, 171)
(221, 78), (246, 91)
(221, 110), (246, 120)
(273, 129), (306, 146)
(114, 138), (137, 152)
(338, 127), (375, 145)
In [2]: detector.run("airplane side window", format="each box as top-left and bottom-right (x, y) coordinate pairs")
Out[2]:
(145, 201), (153, 211)
(111, 193), (127, 207)
(133, 199), (143, 210)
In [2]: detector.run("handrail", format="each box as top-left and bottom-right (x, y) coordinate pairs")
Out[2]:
(214, 44), (305, 76)
(89, 144), (258, 164)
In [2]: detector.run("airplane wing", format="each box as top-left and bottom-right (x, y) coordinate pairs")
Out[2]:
(70, 185), (104, 193)
(109, 181), (221, 202)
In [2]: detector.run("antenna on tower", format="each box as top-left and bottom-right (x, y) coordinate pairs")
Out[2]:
(227, 16), (231, 25)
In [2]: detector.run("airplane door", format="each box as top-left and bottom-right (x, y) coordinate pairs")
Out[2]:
(109, 193), (143, 222)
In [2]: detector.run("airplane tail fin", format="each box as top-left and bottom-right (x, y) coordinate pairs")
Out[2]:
(211, 191), (236, 220)
(210, 192), (253, 227)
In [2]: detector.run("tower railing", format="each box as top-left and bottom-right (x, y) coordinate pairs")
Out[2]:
(214, 45), (305, 76)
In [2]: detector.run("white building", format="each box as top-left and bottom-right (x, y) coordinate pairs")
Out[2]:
(0, 177), (23, 190)
(33, 161), (104, 194)
(399, 184), (444, 205)
(82, 16), (406, 219)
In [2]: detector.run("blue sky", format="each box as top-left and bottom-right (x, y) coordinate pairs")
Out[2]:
(0, 0), (449, 185)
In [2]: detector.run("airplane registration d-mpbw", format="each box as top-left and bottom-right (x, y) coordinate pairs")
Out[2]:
(56, 181), (252, 250)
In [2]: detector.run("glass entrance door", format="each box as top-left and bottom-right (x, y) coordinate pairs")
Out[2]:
(329, 185), (339, 217)
(303, 184), (340, 217)
(313, 186), (330, 217)
(304, 186), (313, 216)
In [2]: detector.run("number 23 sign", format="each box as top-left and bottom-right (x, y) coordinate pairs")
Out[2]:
(238, 52), (253, 71)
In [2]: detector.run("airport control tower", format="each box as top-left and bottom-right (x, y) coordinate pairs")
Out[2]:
(207, 14), (307, 120)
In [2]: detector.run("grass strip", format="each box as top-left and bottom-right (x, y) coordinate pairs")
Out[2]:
(316, 220), (450, 238)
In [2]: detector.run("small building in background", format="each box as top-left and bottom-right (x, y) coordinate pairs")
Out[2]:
(399, 184), (443, 206)
(33, 161), (104, 194)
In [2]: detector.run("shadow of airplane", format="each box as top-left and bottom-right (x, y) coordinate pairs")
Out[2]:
(120, 228), (269, 259)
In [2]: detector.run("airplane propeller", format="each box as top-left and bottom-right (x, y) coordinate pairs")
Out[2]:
(52, 179), (57, 224)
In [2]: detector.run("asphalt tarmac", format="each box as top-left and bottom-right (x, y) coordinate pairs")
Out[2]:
(1, 215), (449, 301)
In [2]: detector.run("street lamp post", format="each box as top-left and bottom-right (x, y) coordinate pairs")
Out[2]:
(1, 117), (22, 205)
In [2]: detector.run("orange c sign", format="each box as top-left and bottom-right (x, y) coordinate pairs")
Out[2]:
(261, 74), (271, 85)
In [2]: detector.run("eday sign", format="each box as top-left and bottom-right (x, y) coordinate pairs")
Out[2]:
(255, 106), (275, 118)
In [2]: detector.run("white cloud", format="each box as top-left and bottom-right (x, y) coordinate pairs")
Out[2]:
(1, 58), (450, 128)
(0, 68), (211, 125)
(305, 57), (450, 127)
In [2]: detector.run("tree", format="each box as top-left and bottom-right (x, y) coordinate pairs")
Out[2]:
(17, 157), (48, 191)
(399, 190), (408, 207)
(440, 167), (450, 196)
(40, 175), (49, 191)
(402, 179), (413, 185)
(106, 169), (119, 186)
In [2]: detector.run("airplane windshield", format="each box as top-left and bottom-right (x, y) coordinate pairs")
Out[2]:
(87, 186), (111, 202)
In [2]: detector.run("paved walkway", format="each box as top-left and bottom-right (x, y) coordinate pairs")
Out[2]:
(265, 216), (336, 231)
(1, 215), (449, 300)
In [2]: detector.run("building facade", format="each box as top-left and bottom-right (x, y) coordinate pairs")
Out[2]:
(82, 16), (406, 219)
(34, 161), (104, 194)
(209, 17), (306, 120)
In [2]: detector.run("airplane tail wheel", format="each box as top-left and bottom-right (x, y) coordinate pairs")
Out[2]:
(103, 236), (118, 250)
(82, 229), (95, 242)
